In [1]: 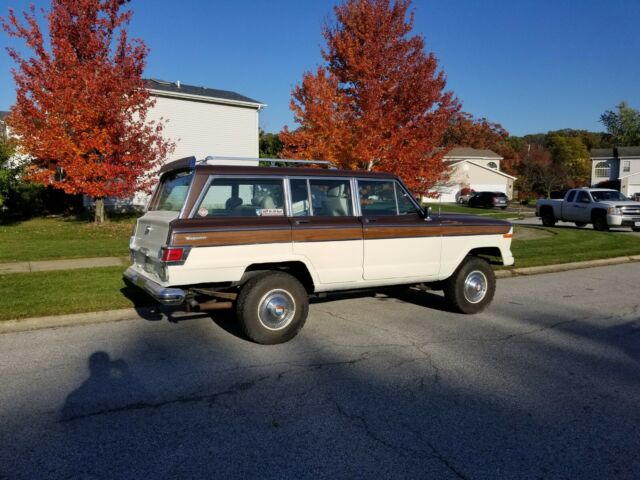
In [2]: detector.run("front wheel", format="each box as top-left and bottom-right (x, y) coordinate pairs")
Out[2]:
(632, 227), (640, 232)
(444, 257), (496, 314)
(236, 272), (309, 344)
(592, 214), (609, 232)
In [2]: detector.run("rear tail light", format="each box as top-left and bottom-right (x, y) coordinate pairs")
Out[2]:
(161, 247), (186, 263)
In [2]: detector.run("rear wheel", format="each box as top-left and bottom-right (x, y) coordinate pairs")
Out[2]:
(444, 257), (496, 314)
(236, 272), (309, 344)
(575, 222), (587, 227)
(592, 214), (609, 232)
(541, 210), (556, 227)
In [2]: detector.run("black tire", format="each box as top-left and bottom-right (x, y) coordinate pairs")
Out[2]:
(592, 214), (609, 232)
(500, 206), (507, 210)
(236, 272), (309, 344)
(575, 222), (587, 227)
(541, 210), (556, 227)
(632, 228), (640, 232)
(443, 257), (496, 314)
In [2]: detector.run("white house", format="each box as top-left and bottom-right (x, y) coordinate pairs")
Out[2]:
(145, 79), (265, 160)
(107, 79), (266, 208)
(590, 147), (640, 198)
(431, 147), (516, 203)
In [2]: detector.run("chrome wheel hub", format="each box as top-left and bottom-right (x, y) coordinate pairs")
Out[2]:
(463, 270), (488, 304)
(258, 289), (296, 330)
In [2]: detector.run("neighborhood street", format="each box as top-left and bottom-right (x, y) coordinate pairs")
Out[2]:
(1, 263), (639, 479)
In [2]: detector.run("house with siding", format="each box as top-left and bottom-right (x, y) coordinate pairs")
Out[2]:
(431, 147), (516, 203)
(590, 147), (640, 198)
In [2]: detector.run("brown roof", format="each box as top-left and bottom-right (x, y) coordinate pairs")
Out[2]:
(444, 147), (502, 159)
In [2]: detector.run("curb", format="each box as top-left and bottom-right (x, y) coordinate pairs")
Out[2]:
(1, 255), (639, 334)
(0, 308), (144, 334)
(495, 254), (640, 278)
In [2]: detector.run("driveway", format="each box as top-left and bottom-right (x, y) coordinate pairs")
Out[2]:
(1, 263), (639, 479)
(511, 215), (640, 236)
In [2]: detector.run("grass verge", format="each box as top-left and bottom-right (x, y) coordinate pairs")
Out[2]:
(0, 217), (134, 263)
(0, 266), (154, 321)
(511, 226), (640, 268)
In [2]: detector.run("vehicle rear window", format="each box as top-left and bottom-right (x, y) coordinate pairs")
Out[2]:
(151, 169), (194, 211)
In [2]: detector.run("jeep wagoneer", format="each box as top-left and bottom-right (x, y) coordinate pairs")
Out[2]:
(125, 156), (514, 344)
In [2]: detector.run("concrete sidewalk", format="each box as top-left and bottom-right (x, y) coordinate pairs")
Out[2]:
(0, 257), (123, 274)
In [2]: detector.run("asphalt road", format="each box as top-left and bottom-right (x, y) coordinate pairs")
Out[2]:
(1, 263), (639, 479)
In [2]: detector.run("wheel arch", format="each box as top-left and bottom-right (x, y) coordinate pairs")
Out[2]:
(241, 261), (315, 293)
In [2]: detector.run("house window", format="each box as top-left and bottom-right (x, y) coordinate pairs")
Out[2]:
(594, 161), (610, 178)
(487, 161), (498, 169)
(623, 160), (630, 173)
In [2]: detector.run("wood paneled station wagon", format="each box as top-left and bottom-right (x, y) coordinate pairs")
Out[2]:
(124, 156), (515, 344)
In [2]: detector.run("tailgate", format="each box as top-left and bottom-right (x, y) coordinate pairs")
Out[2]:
(130, 211), (179, 279)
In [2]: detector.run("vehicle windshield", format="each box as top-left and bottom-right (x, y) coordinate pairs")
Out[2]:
(150, 169), (194, 211)
(590, 191), (628, 202)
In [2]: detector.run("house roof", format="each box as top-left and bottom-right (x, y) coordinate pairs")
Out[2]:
(444, 147), (502, 160)
(450, 159), (516, 180)
(591, 146), (640, 159)
(144, 79), (264, 108)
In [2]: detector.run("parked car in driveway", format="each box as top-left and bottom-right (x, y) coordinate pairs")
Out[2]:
(457, 187), (475, 204)
(468, 191), (508, 210)
(536, 188), (640, 231)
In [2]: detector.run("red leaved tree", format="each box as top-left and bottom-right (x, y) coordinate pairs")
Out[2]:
(279, 0), (459, 193)
(2, 0), (173, 222)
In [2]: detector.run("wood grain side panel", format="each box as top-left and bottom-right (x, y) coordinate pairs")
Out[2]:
(364, 226), (442, 239)
(292, 227), (362, 242)
(363, 224), (509, 240)
(172, 229), (291, 247)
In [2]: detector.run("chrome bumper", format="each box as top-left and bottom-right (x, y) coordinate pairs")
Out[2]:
(123, 267), (186, 306)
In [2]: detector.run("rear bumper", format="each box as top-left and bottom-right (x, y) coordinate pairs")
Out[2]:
(123, 267), (186, 306)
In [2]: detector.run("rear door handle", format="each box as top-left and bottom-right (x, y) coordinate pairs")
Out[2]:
(295, 219), (310, 225)
(363, 218), (377, 224)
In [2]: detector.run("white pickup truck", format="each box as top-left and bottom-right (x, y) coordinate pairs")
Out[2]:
(536, 188), (640, 232)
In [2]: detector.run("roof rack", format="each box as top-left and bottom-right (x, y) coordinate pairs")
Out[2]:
(198, 156), (336, 169)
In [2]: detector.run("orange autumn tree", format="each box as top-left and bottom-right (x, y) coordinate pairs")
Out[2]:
(280, 0), (459, 193)
(2, 0), (173, 223)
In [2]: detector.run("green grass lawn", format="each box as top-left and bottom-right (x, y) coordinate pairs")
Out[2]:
(423, 202), (524, 220)
(511, 226), (640, 268)
(0, 217), (135, 263)
(0, 266), (154, 320)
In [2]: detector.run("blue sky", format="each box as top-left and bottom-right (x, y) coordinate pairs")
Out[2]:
(1, 0), (638, 136)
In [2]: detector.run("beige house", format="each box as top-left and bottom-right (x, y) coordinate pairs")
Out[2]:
(431, 147), (516, 203)
(591, 147), (640, 198)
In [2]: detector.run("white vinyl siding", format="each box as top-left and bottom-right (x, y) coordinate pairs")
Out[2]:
(148, 95), (259, 161)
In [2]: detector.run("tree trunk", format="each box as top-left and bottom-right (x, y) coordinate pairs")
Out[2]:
(94, 197), (106, 224)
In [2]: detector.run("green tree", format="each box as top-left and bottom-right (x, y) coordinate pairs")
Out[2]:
(600, 102), (640, 146)
(546, 135), (591, 187)
(259, 129), (283, 158)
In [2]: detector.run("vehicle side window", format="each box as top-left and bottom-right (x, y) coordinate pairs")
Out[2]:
(576, 191), (590, 204)
(289, 179), (311, 217)
(309, 179), (353, 216)
(359, 180), (397, 215)
(395, 182), (420, 215)
(566, 191), (576, 202)
(196, 178), (285, 217)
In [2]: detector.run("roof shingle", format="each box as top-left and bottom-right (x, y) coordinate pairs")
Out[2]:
(144, 79), (263, 106)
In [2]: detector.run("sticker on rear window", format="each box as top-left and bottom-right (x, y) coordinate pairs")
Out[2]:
(258, 208), (284, 216)
(197, 207), (208, 217)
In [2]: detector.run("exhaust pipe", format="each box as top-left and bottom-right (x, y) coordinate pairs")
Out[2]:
(186, 298), (233, 312)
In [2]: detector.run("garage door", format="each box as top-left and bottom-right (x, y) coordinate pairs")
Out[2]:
(470, 184), (507, 195)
